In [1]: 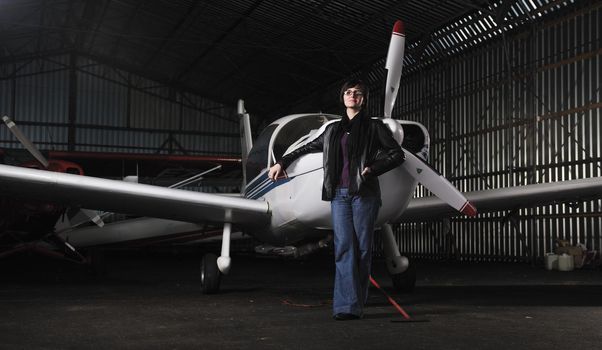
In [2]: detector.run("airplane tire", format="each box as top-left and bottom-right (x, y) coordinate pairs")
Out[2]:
(200, 253), (221, 294)
(390, 260), (416, 293)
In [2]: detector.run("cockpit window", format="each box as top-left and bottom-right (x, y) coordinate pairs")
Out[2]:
(272, 115), (337, 161)
(245, 124), (277, 181)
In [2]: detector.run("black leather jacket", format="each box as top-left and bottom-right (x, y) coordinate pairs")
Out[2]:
(279, 118), (405, 201)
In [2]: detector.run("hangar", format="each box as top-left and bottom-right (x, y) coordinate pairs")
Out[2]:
(1, 0), (599, 263)
(0, 0), (601, 348)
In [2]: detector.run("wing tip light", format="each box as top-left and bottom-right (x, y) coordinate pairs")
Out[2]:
(461, 202), (477, 217)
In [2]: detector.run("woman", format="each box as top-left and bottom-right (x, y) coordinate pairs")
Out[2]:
(268, 79), (405, 320)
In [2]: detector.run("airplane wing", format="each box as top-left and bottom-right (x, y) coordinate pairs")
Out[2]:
(400, 177), (602, 222)
(58, 217), (220, 247)
(0, 164), (269, 226)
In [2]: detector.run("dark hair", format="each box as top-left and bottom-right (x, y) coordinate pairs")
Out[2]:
(339, 79), (369, 105)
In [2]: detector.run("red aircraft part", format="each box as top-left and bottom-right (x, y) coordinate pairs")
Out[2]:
(20, 159), (84, 175)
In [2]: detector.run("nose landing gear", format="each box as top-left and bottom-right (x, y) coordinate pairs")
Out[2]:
(389, 259), (416, 293)
(382, 224), (416, 293)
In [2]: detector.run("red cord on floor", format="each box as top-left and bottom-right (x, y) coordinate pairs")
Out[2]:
(369, 275), (412, 320)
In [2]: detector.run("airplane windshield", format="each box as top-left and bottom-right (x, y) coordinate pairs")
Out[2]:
(272, 115), (338, 161)
(246, 124), (277, 181)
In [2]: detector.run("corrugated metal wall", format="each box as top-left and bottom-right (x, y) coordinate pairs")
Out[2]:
(383, 3), (602, 262)
(0, 55), (239, 155)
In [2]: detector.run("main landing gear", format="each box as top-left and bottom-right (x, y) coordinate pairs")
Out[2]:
(200, 223), (416, 294)
(200, 222), (232, 294)
(200, 253), (221, 294)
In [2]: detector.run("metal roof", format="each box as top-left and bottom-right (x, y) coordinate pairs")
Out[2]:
(0, 0), (577, 121)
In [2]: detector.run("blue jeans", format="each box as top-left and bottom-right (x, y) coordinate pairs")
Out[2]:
(331, 187), (381, 316)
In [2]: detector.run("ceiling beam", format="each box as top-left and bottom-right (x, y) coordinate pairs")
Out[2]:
(495, 0), (518, 24)
(327, 0), (412, 51)
(407, 2), (488, 62)
(35, 0), (49, 53)
(198, 0), (343, 95)
(83, 0), (112, 55)
(58, 0), (78, 50)
(107, 0), (145, 58)
(172, 0), (264, 82)
(141, 1), (208, 70)
(72, 0), (105, 52)
(0, 48), (71, 65)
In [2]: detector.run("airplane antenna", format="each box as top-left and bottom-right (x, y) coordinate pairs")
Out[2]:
(169, 164), (221, 189)
(45, 125), (56, 151)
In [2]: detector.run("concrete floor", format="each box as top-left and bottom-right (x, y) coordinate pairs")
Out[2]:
(1, 250), (602, 349)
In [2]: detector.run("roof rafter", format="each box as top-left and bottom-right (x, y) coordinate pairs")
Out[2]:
(141, 1), (208, 70)
(172, 0), (265, 82)
(84, 0), (112, 55)
(108, 0), (145, 58)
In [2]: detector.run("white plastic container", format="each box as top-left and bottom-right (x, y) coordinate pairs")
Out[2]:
(544, 253), (558, 270)
(557, 253), (574, 271)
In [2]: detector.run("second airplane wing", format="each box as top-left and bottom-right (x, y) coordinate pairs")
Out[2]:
(400, 177), (602, 222)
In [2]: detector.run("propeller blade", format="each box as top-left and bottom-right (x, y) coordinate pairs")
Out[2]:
(2, 116), (105, 227)
(401, 150), (477, 216)
(2, 115), (49, 168)
(384, 20), (406, 119)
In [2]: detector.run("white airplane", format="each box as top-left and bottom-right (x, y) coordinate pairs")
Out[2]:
(1, 20), (601, 294)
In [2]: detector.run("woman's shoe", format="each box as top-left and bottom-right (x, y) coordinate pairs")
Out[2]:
(333, 313), (360, 321)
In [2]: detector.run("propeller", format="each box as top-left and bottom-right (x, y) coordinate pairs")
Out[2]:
(2, 115), (105, 227)
(384, 20), (406, 119)
(382, 22), (477, 216)
(402, 152), (476, 216)
(2, 116), (49, 167)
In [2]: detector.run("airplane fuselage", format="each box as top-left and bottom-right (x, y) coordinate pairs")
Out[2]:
(241, 114), (429, 246)
(0, 113), (429, 251)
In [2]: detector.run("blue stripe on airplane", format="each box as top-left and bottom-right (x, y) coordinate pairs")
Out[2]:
(245, 171), (269, 192)
(244, 172), (270, 197)
(247, 177), (293, 199)
(244, 168), (322, 199)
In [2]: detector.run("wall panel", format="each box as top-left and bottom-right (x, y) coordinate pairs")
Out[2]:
(0, 56), (239, 156)
(373, 3), (602, 262)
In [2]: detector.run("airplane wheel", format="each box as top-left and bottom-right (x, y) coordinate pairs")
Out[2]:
(390, 260), (416, 293)
(200, 253), (221, 294)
